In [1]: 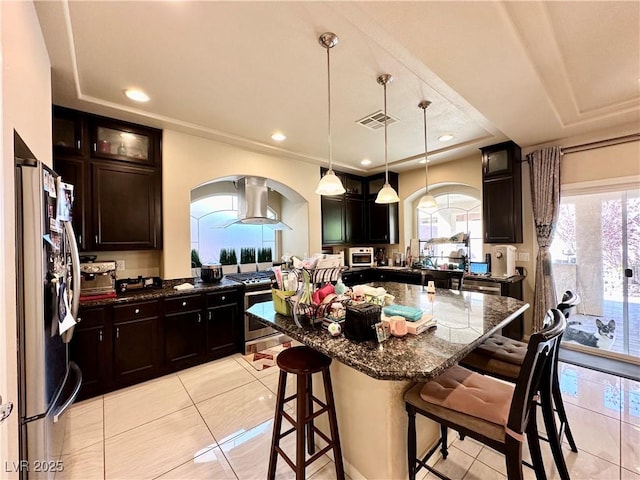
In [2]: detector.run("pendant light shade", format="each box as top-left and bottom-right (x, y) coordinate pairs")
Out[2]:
(417, 100), (438, 212)
(375, 74), (399, 204)
(315, 32), (345, 196)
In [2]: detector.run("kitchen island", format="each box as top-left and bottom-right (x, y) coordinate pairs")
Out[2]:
(246, 282), (529, 479)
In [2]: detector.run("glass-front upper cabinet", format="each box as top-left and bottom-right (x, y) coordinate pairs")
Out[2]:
(90, 120), (156, 166)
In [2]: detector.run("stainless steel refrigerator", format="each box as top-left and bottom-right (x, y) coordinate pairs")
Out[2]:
(14, 132), (82, 479)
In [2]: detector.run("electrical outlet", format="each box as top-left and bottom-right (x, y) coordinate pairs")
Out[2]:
(518, 252), (530, 262)
(116, 260), (125, 271)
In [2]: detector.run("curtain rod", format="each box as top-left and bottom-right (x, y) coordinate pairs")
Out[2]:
(561, 133), (639, 155)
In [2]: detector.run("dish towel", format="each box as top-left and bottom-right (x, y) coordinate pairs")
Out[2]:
(382, 305), (423, 322)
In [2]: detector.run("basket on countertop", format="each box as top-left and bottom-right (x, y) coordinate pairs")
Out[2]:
(272, 289), (296, 316)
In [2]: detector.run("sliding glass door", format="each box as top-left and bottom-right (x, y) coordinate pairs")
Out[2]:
(552, 186), (639, 362)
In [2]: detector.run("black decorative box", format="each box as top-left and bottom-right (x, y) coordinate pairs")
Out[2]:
(344, 303), (381, 342)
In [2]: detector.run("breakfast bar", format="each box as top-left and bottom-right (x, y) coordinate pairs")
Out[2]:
(246, 282), (529, 479)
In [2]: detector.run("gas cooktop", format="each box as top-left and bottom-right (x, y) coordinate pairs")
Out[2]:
(226, 271), (274, 287)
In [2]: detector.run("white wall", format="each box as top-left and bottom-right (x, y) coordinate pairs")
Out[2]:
(1, 1), (52, 473)
(161, 129), (321, 279)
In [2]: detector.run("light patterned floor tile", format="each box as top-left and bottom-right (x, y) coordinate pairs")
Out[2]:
(220, 419), (330, 480)
(428, 446), (475, 480)
(559, 373), (622, 419)
(621, 421), (640, 473)
(56, 442), (104, 480)
(197, 380), (277, 443)
(178, 357), (256, 404)
(62, 397), (103, 454)
(622, 377), (640, 426)
(558, 362), (622, 387)
(105, 406), (215, 479)
(307, 460), (352, 480)
(154, 446), (237, 479)
(452, 435), (484, 458)
(233, 354), (284, 380)
(622, 467), (640, 479)
(104, 374), (192, 438)
(547, 447), (621, 480)
(564, 402), (621, 464)
(462, 459), (506, 480)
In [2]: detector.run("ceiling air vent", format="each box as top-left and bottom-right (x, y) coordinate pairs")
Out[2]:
(356, 110), (399, 130)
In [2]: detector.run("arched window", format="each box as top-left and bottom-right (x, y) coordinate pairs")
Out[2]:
(191, 194), (276, 264)
(416, 193), (482, 264)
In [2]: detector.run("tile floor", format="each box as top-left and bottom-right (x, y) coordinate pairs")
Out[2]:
(56, 355), (639, 479)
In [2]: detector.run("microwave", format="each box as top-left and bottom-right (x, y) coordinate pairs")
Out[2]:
(348, 247), (375, 267)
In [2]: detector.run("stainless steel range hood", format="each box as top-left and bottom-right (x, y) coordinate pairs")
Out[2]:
(226, 176), (291, 230)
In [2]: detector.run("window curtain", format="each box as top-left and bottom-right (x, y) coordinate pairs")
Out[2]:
(527, 146), (562, 332)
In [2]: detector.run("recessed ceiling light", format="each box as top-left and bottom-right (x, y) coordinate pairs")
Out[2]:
(418, 159), (426, 164)
(438, 134), (454, 142)
(360, 159), (372, 166)
(123, 88), (150, 102)
(271, 133), (286, 141)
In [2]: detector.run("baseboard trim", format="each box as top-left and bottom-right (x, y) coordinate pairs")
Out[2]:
(558, 347), (639, 381)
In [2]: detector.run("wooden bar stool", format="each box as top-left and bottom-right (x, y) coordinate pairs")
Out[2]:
(267, 346), (345, 480)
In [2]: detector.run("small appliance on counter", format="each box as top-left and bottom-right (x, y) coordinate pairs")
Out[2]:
(80, 261), (116, 297)
(491, 245), (517, 278)
(116, 276), (162, 293)
(375, 248), (387, 266)
(348, 247), (374, 267)
(201, 263), (223, 283)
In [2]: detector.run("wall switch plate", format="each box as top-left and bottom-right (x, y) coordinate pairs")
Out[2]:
(517, 252), (530, 262)
(116, 260), (125, 270)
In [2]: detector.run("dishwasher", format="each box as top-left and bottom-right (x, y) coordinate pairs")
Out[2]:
(461, 277), (502, 295)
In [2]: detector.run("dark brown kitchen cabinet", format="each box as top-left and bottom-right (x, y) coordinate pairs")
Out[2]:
(481, 141), (522, 243)
(345, 198), (365, 244)
(366, 172), (399, 245)
(92, 162), (161, 250)
(320, 169), (398, 246)
(112, 300), (161, 387)
(321, 196), (345, 245)
(52, 157), (88, 249)
(52, 105), (163, 251)
(205, 290), (241, 359)
(163, 295), (205, 370)
(71, 306), (109, 400)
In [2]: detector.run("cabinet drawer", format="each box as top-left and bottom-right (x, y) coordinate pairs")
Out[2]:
(114, 300), (159, 321)
(206, 290), (240, 307)
(77, 306), (107, 328)
(164, 295), (203, 314)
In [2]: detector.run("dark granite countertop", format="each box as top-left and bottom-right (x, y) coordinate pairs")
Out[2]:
(347, 266), (525, 284)
(247, 281), (529, 382)
(80, 277), (243, 307)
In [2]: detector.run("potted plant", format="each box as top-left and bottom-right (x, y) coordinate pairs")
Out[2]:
(240, 247), (256, 273)
(257, 247), (273, 271)
(191, 248), (202, 278)
(219, 248), (238, 275)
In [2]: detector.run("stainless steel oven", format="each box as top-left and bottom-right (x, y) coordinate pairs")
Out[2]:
(227, 271), (289, 354)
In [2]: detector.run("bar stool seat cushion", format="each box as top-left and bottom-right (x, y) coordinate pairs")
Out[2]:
(461, 334), (526, 381)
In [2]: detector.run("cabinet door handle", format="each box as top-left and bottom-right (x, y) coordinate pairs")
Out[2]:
(182, 301), (187, 307)
(78, 234), (82, 245)
(208, 311), (212, 321)
(94, 235), (98, 244)
(116, 327), (120, 339)
(135, 308), (140, 314)
(221, 296), (226, 301)
(197, 313), (201, 323)
(77, 316), (82, 323)
(99, 330), (103, 342)
(92, 143), (96, 152)
(76, 140), (81, 150)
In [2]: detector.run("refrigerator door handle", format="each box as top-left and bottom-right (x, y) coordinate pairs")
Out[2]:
(53, 362), (82, 423)
(62, 220), (81, 344)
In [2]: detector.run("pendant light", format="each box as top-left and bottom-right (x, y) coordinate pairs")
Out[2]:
(315, 32), (346, 196)
(375, 74), (400, 204)
(417, 100), (438, 212)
